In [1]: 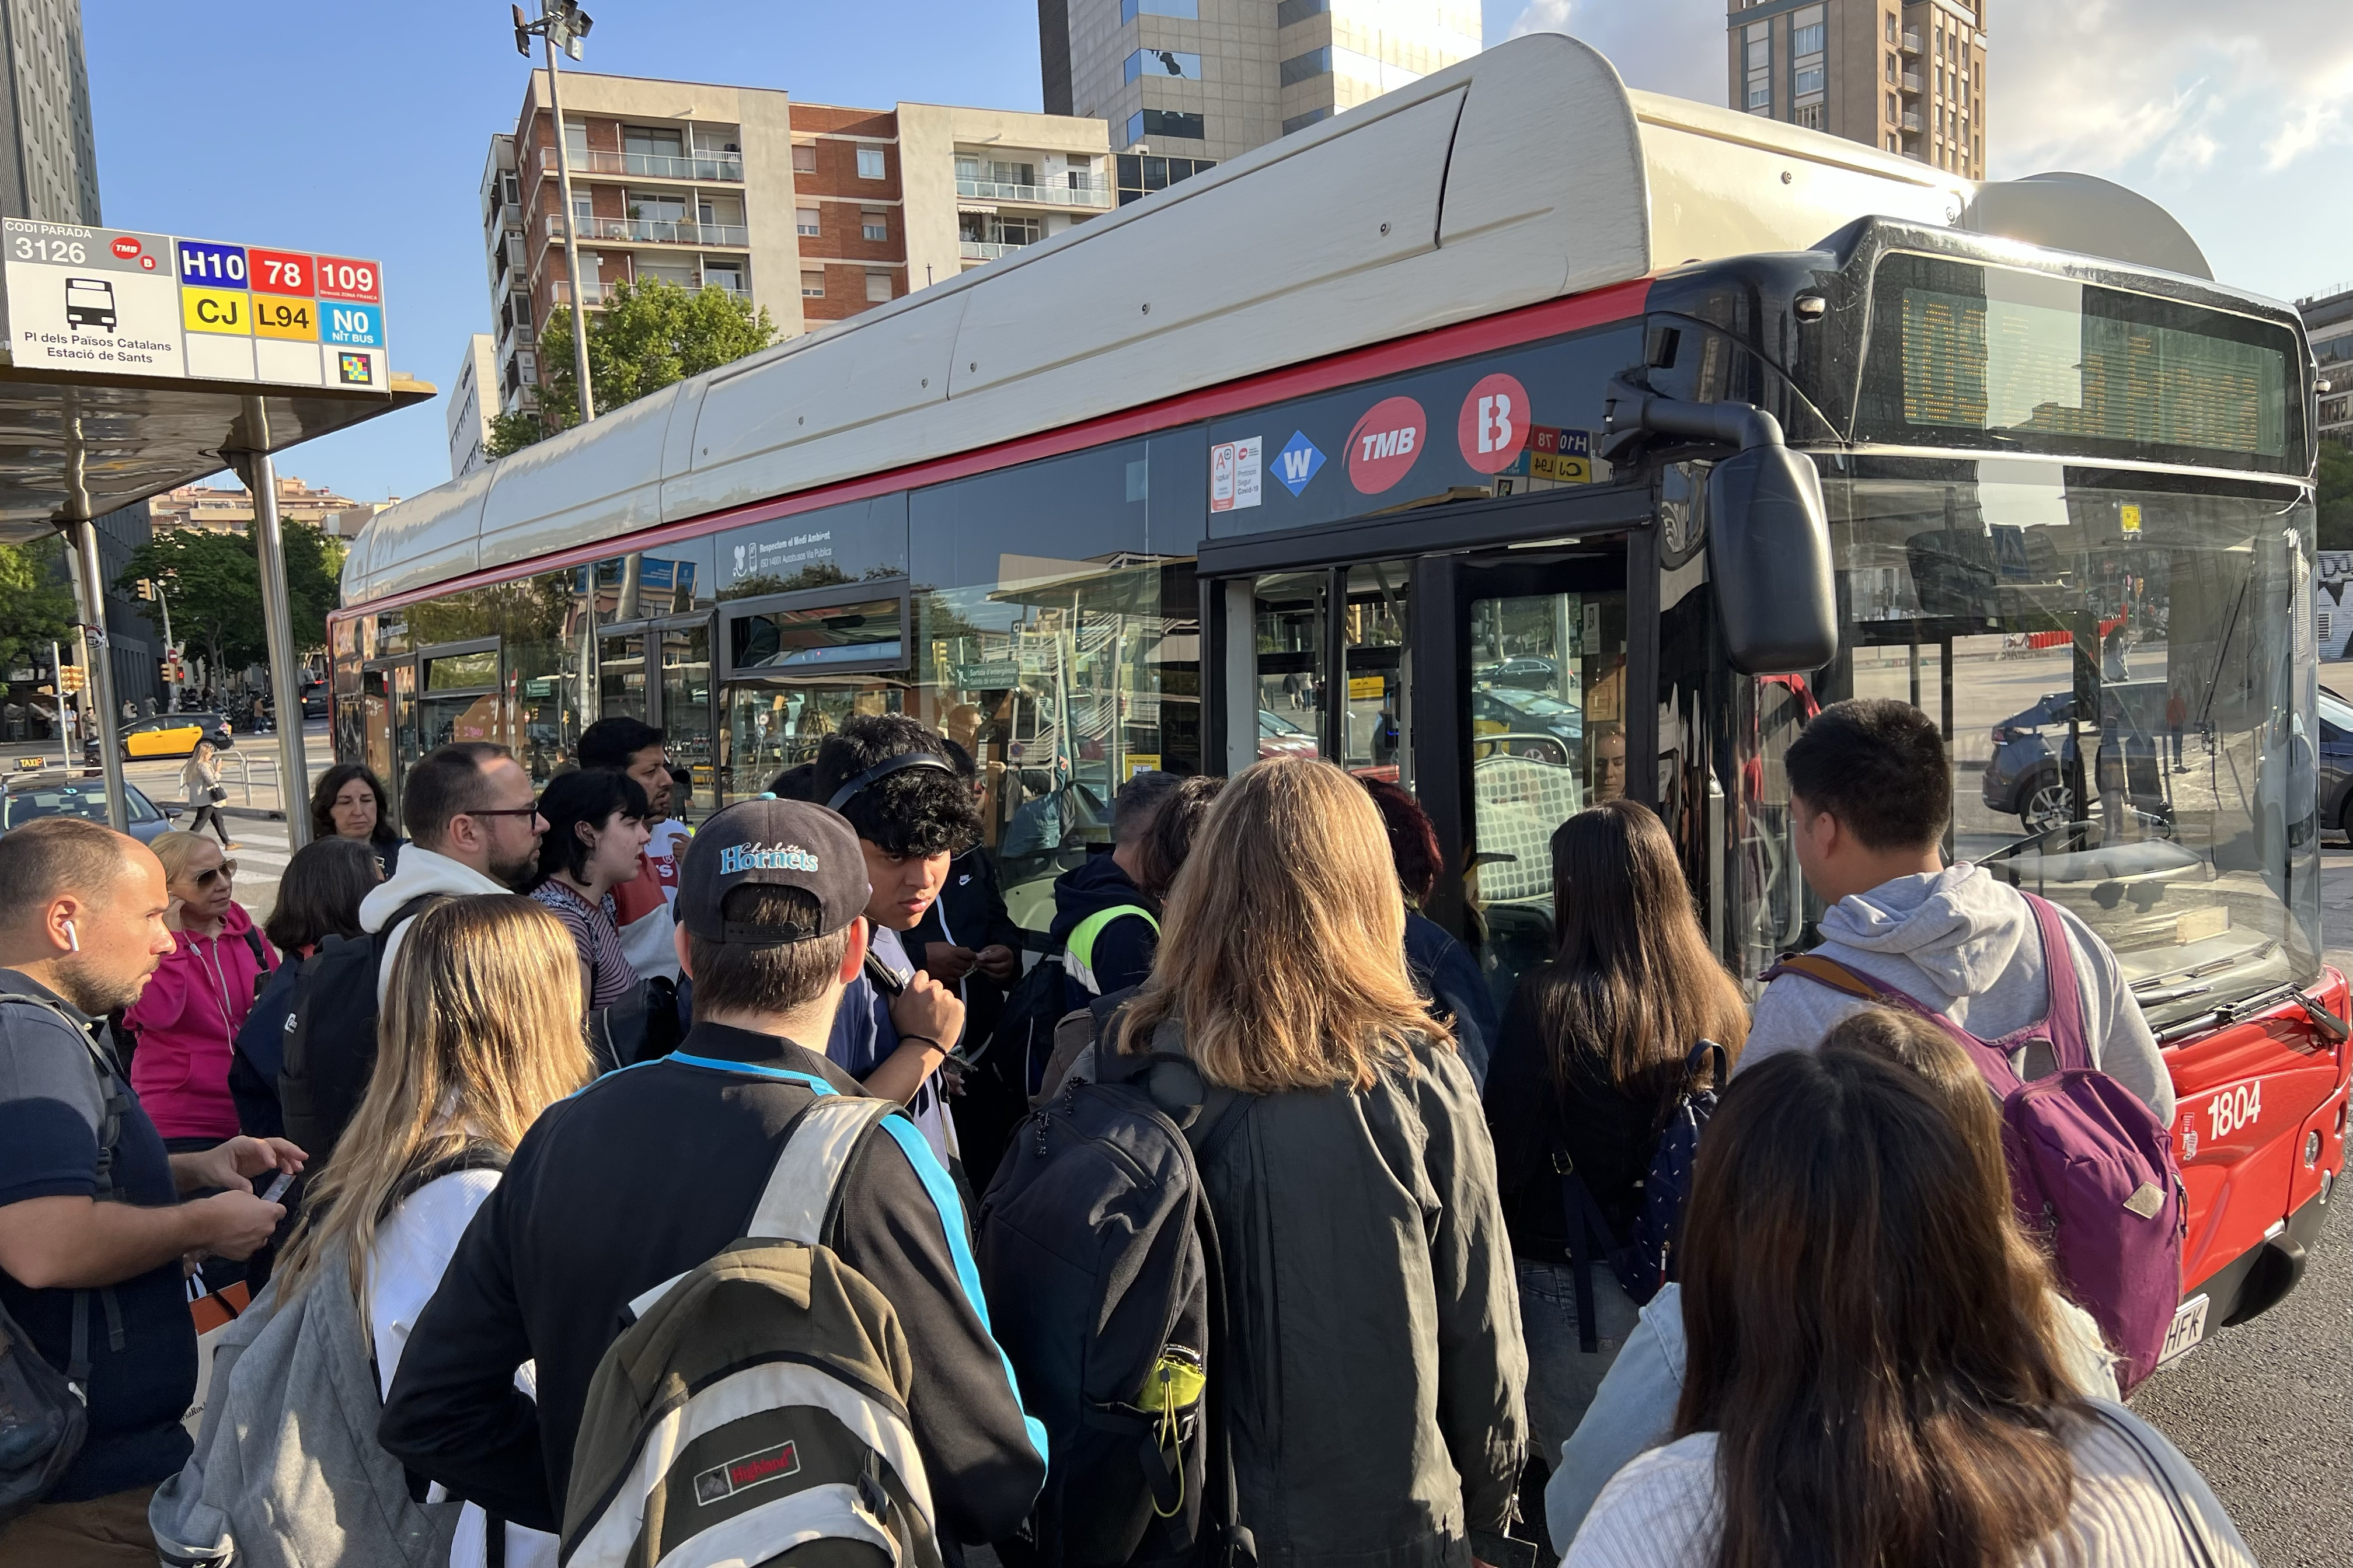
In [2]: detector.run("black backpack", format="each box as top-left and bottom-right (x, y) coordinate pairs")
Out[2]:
(1553, 1039), (1728, 1350)
(278, 893), (444, 1165)
(977, 1036), (1257, 1568)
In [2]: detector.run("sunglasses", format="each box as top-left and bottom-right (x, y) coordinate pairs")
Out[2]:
(463, 805), (543, 821)
(193, 860), (238, 886)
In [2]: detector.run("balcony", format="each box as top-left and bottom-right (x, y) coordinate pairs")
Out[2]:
(954, 176), (1112, 209)
(545, 214), (751, 247)
(546, 148), (744, 183)
(549, 278), (622, 306)
(1900, 110), (1923, 132)
(960, 240), (1029, 261)
(1901, 69), (1921, 93)
(1899, 27), (1922, 54)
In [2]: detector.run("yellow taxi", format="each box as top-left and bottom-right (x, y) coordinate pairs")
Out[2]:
(116, 713), (231, 760)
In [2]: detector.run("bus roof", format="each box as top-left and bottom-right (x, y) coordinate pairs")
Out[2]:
(344, 32), (2210, 609)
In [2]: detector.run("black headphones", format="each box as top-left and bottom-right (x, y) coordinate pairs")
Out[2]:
(825, 752), (956, 812)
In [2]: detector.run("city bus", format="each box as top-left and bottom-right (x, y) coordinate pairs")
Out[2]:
(334, 34), (2347, 1355)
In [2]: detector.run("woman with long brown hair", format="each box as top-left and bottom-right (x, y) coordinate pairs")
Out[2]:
(1566, 1045), (2250, 1567)
(266, 895), (591, 1568)
(1110, 756), (1525, 1568)
(1484, 799), (1748, 1477)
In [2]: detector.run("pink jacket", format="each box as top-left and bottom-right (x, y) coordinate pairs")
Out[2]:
(126, 900), (276, 1141)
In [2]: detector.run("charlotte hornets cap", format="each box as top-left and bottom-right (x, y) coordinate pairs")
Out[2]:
(678, 799), (869, 945)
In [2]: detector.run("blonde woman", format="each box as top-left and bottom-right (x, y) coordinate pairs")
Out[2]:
(182, 736), (238, 848)
(270, 895), (591, 1568)
(1108, 756), (1528, 1568)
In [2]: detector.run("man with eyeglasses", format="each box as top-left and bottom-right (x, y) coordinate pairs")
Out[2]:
(357, 742), (549, 1007)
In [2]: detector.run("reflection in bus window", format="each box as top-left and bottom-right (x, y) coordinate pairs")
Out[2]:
(1343, 562), (1410, 784)
(722, 683), (899, 802)
(1466, 588), (1625, 1007)
(599, 632), (647, 722)
(1254, 574), (1325, 761)
(1823, 466), (2320, 1028)
(661, 624), (714, 821)
(728, 597), (904, 672)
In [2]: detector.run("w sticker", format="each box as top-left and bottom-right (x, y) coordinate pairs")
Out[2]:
(693, 1439), (802, 1506)
(1274, 431), (1323, 496)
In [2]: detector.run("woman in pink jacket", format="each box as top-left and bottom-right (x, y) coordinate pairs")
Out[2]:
(128, 829), (277, 1146)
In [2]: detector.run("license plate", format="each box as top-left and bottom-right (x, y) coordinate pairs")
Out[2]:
(2157, 1294), (2210, 1367)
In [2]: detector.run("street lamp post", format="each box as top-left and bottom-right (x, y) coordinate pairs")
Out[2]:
(514, 1), (597, 428)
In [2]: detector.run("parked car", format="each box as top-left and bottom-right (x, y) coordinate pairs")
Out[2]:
(1473, 655), (1559, 691)
(2, 774), (175, 844)
(1470, 686), (1583, 765)
(2317, 689), (2353, 841)
(86, 712), (233, 763)
(1981, 687), (2169, 832)
(1258, 707), (1319, 759)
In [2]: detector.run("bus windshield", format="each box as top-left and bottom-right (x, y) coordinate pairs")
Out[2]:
(1820, 463), (2321, 1026)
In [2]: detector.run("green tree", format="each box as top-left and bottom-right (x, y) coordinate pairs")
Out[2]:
(2318, 438), (2353, 553)
(0, 537), (77, 675)
(487, 278), (778, 459)
(115, 521), (344, 678)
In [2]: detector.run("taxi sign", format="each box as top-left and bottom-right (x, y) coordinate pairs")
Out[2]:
(1, 219), (388, 391)
(2121, 503), (2143, 536)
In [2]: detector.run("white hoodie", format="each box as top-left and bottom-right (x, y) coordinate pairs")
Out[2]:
(1742, 863), (2176, 1125)
(358, 844), (513, 1005)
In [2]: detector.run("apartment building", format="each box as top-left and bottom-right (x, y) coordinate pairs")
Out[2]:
(449, 333), (497, 479)
(1725, 0), (1985, 177)
(1040, 0), (1479, 191)
(2305, 286), (2353, 449)
(481, 72), (1109, 417)
(148, 477), (391, 541)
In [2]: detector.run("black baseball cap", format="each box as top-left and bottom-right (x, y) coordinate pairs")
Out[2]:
(677, 799), (869, 945)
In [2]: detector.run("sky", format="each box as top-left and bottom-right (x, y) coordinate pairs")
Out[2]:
(81, 1), (2353, 508)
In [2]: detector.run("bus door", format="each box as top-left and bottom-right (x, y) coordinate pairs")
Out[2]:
(1205, 519), (1643, 1015)
(594, 615), (718, 819)
(360, 659), (412, 799)
(1453, 547), (1632, 1009)
(714, 582), (914, 804)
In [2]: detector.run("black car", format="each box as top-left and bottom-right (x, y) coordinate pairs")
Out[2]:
(1473, 655), (1560, 692)
(2, 774), (175, 843)
(2317, 689), (2353, 839)
(1981, 686), (2170, 832)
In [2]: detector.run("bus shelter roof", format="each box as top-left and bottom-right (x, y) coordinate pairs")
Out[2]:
(0, 366), (433, 540)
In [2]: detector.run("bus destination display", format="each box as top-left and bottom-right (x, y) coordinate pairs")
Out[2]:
(1, 218), (388, 392)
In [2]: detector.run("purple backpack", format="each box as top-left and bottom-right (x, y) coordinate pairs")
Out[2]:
(1766, 893), (2184, 1391)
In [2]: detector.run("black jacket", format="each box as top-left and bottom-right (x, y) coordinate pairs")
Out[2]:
(1483, 972), (1658, 1259)
(377, 1022), (1048, 1542)
(1045, 851), (1158, 996)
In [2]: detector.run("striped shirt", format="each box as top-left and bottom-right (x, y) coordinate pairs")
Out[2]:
(529, 879), (640, 1011)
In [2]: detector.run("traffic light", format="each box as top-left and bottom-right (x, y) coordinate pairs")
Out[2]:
(134, 578), (153, 600)
(58, 665), (85, 694)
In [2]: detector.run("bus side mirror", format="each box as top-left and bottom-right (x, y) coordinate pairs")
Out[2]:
(1602, 379), (1839, 676)
(1708, 445), (1838, 675)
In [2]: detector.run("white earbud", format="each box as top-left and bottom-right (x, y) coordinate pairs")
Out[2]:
(62, 919), (79, 954)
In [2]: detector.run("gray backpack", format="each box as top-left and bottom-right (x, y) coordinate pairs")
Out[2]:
(562, 1094), (944, 1568)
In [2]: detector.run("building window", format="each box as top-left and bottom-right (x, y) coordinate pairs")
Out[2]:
(1745, 26), (1771, 114)
(1124, 109), (1207, 145)
(1116, 152), (1215, 204)
(1795, 64), (1824, 97)
(1125, 48), (1202, 82)
(792, 144), (817, 173)
(1282, 108), (1329, 136)
(1791, 20), (1823, 55)
(1120, 0), (1197, 18)
(1885, 12), (1897, 41)
(861, 209), (888, 242)
(801, 270), (824, 298)
(856, 145), (887, 180)
(1885, 53), (1896, 83)
(1280, 47), (1329, 86)
(1275, 0), (1327, 23)
(796, 207), (820, 237)
(1795, 103), (1824, 129)
(864, 271), (893, 303)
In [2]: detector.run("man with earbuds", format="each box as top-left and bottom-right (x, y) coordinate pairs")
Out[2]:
(0, 818), (303, 1565)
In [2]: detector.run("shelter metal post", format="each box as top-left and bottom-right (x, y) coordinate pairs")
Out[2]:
(64, 518), (128, 831)
(237, 396), (313, 848)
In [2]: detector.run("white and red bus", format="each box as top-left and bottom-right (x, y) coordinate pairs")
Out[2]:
(335, 36), (2347, 1358)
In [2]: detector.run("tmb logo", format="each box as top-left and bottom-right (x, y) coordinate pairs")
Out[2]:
(1458, 373), (1530, 474)
(109, 236), (141, 261)
(1345, 396), (1427, 494)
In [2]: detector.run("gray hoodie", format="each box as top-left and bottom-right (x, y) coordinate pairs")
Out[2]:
(1742, 864), (2176, 1126)
(358, 843), (512, 1005)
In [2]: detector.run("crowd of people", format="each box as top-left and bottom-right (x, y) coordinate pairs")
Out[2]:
(0, 696), (2256, 1567)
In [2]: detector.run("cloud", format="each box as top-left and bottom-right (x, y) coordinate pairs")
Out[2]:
(1994, 0), (2353, 179)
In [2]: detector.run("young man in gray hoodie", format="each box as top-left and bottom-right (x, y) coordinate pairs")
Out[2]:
(1742, 698), (2176, 1125)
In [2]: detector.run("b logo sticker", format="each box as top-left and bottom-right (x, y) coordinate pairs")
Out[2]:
(1458, 373), (1530, 474)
